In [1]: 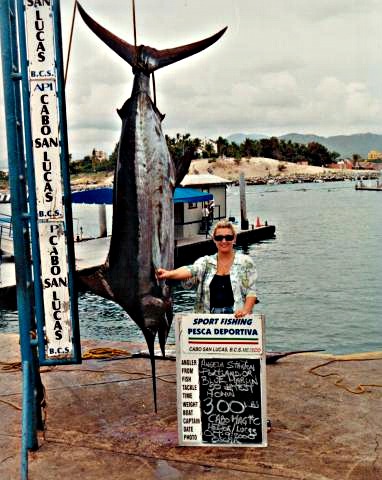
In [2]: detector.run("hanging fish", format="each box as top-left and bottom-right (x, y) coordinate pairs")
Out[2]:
(76, 3), (227, 410)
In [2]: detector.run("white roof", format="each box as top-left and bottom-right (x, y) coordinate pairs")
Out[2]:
(181, 174), (231, 187)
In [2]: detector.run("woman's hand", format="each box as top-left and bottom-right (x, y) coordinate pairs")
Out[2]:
(156, 268), (169, 280)
(234, 296), (257, 317)
(234, 309), (252, 318)
(156, 266), (192, 281)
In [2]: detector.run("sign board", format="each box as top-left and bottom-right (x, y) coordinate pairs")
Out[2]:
(23, 0), (76, 359)
(176, 313), (267, 447)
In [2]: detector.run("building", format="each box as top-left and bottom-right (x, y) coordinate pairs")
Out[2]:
(70, 175), (231, 241)
(91, 149), (108, 168)
(327, 159), (353, 169)
(196, 138), (218, 157)
(175, 174), (231, 239)
(357, 161), (382, 171)
(367, 150), (382, 161)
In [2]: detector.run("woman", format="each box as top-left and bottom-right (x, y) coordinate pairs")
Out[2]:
(156, 219), (257, 318)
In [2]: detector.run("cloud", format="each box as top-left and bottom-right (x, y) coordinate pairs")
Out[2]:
(1, 0), (382, 165)
(161, 73), (382, 139)
(311, 77), (382, 130)
(291, 0), (380, 22)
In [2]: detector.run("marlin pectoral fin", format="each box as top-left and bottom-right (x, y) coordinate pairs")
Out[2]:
(79, 266), (115, 301)
(158, 308), (172, 357)
(77, 2), (227, 73)
(174, 156), (192, 187)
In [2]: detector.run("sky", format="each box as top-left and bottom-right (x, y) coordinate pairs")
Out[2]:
(1, 0), (382, 165)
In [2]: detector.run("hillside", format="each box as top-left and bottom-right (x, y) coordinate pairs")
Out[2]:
(226, 132), (382, 158)
(189, 157), (356, 182)
(279, 133), (382, 158)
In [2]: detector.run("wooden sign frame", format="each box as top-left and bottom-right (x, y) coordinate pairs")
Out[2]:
(176, 313), (267, 447)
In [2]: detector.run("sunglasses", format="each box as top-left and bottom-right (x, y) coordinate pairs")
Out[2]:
(214, 234), (234, 241)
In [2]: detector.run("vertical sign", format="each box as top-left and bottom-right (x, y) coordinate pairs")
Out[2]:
(24, 0), (73, 358)
(176, 313), (267, 447)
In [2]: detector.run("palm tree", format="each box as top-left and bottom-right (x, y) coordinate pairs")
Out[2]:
(216, 136), (228, 157)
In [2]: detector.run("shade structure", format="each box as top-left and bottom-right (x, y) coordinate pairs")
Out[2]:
(173, 187), (213, 204)
(71, 187), (213, 205)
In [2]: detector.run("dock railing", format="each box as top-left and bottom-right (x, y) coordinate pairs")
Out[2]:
(0, 212), (13, 254)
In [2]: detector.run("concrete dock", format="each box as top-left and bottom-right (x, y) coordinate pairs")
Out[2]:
(0, 333), (381, 479)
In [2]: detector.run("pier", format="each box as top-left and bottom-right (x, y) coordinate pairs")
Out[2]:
(355, 185), (382, 191)
(0, 332), (381, 479)
(355, 179), (382, 191)
(175, 224), (275, 266)
(0, 225), (275, 302)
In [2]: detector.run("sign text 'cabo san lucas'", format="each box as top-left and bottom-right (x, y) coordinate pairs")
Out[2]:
(25, 0), (72, 357)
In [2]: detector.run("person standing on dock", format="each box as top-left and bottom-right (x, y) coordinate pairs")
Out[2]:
(208, 200), (215, 223)
(156, 220), (257, 317)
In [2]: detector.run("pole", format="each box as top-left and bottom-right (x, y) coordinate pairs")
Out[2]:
(98, 204), (107, 237)
(64, 0), (78, 85)
(0, 0), (40, 460)
(239, 173), (249, 230)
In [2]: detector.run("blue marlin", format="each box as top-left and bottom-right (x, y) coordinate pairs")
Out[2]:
(77, 3), (226, 410)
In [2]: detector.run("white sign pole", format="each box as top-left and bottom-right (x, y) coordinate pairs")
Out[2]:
(24, 0), (74, 358)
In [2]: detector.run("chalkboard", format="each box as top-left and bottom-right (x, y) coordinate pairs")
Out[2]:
(176, 313), (267, 447)
(198, 357), (262, 444)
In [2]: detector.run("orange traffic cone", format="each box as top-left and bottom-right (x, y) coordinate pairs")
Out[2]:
(256, 216), (261, 227)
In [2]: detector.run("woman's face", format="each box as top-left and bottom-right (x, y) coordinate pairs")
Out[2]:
(213, 227), (235, 253)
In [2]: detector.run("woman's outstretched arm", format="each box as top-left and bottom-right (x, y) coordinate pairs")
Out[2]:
(156, 266), (192, 281)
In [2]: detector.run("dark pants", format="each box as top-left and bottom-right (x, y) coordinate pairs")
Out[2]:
(210, 306), (234, 314)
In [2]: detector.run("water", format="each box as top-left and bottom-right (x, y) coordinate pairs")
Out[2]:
(1, 180), (381, 354)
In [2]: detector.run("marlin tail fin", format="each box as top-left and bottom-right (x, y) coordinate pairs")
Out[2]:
(77, 3), (227, 74)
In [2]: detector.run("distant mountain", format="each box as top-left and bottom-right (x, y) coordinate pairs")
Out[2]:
(227, 133), (269, 144)
(279, 133), (382, 158)
(226, 132), (382, 158)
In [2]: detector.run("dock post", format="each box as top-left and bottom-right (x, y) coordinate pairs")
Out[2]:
(239, 173), (249, 230)
(99, 204), (107, 237)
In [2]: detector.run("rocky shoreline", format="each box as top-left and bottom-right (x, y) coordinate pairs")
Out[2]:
(68, 156), (379, 190)
(235, 171), (379, 186)
(185, 156), (379, 186)
(2, 157), (377, 193)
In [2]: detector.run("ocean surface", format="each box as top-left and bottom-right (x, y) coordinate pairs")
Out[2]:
(0, 180), (381, 354)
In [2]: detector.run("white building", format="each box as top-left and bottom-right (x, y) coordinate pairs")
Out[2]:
(175, 174), (231, 239)
(196, 138), (218, 157)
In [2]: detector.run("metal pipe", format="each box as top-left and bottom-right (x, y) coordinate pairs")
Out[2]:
(21, 361), (30, 480)
(0, 0), (38, 452)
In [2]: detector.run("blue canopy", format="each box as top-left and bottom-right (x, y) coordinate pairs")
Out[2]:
(173, 187), (212, 204)
(72, 187), (112, 204)
(71, 187), (212, 205)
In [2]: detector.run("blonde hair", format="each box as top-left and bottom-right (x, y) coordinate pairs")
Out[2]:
(212, 219), (236, 237)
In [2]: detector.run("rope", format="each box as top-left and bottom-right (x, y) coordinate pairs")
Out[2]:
(82, 347), (132, 360)
(132, 0), (137, 49)
(309, 353), (382, 394)
(0, 361), (22, 371)
(64, 1), (78, 86)
(152, 71), (157, 107)
(0, 398), (22, 411)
